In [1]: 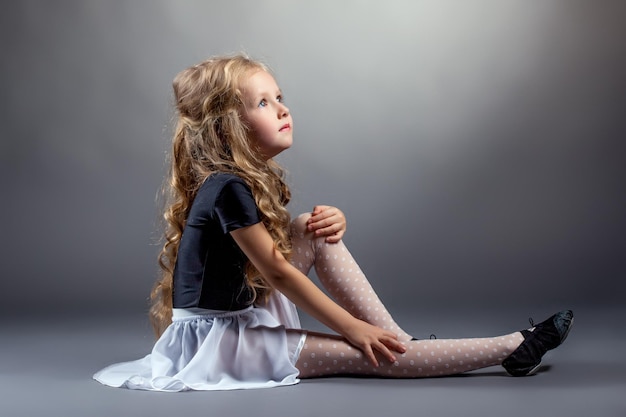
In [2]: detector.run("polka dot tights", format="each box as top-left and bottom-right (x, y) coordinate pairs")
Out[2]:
(296, 332), (523, 378)
(290, 214), (413, 343)
(289, 213), (524, 378)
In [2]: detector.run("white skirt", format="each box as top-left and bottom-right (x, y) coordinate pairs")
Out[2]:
(93, 291), (306, 391)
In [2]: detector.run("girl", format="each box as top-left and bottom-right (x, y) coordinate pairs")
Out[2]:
(93, 55), (573, 391)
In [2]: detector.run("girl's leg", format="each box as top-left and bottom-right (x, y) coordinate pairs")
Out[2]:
(295, 331), (524, 378)
(290, 214), (413, 342)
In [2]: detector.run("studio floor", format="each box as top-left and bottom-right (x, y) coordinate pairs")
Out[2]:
(2, 306), (624, 417)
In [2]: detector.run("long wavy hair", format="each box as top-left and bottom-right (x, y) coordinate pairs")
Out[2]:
(149, 55), (292, 336)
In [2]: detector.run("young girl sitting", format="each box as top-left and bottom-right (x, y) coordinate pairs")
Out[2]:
(93, 55), (573, 391)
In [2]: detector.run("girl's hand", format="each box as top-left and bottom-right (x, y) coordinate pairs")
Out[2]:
(306, 205), (346, 243)
(343, 319), (407, 367)
(232, 222), (405, 367)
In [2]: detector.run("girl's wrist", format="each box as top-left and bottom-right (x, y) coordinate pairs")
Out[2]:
(335, 315), (362, 339)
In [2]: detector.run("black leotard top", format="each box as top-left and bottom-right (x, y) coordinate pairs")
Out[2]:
(172, 173), (261, 310)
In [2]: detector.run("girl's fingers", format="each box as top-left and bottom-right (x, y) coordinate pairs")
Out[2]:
(309, 213), (338, 229)
(362, 335), (404, 367)
(374, 342), (397, 364)
(307, 206), (346, 241)
(384, 336), (407, 354)
(375, 333), (405, 360)
(312, 223), (336, 235)
(363, 345), (379, 367)
(309, 206), (334, 220)
(311, 223), (345, 241)
(324, 231), (343, 243)
(311, 205), (330, 215)
(360, 343), (396, 368)
(316, 225), (344, 239)
(309, 208), (344, 228)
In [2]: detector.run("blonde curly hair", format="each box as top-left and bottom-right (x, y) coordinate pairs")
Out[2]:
(150, 55), (292, 336)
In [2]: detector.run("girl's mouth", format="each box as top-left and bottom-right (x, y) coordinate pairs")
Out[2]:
(279, 123), (291, 132)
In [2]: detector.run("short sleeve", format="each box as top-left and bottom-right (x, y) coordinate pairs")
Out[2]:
(214, 179), (261, 233)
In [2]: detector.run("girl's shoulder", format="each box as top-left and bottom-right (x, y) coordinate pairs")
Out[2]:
(201, 171), (245, 187)
(193, 172), (259, 225)
(197, 172), (251, 199)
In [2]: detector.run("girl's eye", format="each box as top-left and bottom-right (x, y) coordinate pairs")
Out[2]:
(277, 95), (283, 103)
(258, 99), (267, 108)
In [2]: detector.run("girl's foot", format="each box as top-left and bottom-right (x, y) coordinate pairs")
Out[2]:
(502, 310), (574, 376)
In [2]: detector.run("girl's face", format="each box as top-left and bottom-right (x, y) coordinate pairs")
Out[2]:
(240, 70), (293, 159)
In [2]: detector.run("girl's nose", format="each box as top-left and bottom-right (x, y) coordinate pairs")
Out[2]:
(278, 103), (289, 118)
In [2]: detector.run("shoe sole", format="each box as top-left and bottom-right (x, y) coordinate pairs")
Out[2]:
(525, 362), (542, 376)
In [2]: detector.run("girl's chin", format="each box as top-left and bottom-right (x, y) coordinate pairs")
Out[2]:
(266, 144), (292, 159)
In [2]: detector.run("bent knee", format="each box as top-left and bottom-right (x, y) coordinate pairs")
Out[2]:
(291, 212), (312, 236)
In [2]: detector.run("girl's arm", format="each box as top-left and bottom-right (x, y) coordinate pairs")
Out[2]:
(230, 222), (406, 366)
(306, 205), (346, 243)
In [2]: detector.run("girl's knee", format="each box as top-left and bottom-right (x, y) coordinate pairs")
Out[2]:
(291, 212), (312, 236)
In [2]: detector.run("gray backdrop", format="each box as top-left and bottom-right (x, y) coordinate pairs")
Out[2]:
(1, 0), (624, 321)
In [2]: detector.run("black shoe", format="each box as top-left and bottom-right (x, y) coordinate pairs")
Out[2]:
(502, 310), (574, 377)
